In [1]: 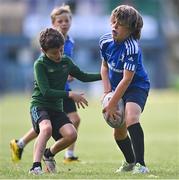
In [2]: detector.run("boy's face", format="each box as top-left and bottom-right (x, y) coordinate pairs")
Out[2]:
(52, 13), (71, 36)
(110, 16), (131, 42)
(42, 46), (64, 63)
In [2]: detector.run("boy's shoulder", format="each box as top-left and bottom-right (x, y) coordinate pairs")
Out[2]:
(99, 33), (113, 49)
(34, 54), (73, 67)
(34, 54), (45, 64)
(62, 54), (72, 61)
(124, 37), (139, 55)
(61, 55), (74, 65)
(66, 35), (74, 44)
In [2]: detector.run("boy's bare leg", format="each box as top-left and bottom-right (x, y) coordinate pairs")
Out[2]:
(63, 112), (80, 163)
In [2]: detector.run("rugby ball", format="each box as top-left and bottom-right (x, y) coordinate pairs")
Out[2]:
(102, 92), (125, 128)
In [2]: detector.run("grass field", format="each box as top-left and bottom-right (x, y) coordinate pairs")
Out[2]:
(0, 90), (179, 179)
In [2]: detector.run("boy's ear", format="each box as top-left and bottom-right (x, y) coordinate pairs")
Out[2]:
(41, 48), (46, 54)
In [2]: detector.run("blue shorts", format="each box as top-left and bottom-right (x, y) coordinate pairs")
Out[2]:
(122, 88), (149, 112)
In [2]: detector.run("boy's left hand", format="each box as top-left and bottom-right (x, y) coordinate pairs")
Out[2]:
(69, 91), (88, 109)
(103, 104), (120, 121)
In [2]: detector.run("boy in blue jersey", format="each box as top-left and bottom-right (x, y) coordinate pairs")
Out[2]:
(10, 5), (94, 165)
(100, 5), (150, 174)
(51, 6), (82, 163)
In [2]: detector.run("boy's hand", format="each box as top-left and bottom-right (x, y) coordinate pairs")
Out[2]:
(69, 91), (88, 109)
(101, 92), (111, 103)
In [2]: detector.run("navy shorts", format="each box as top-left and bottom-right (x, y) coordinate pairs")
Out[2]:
(30, 107), (72, 141)
(122, 88), (149, 112)
(63, 97), (77, 114)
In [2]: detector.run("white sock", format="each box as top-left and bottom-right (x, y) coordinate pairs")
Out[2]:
(17, 138), (25, 149)
(65, 150), (74, 158)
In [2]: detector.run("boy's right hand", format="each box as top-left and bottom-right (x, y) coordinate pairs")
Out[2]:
(69, 92), (88, 109)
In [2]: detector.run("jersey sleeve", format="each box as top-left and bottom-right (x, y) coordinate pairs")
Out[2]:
(99, 33), (112, 61)
(68, 59), (101, 82)
(123, 39), (139, 72)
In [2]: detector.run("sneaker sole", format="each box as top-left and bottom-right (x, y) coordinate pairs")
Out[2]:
(63, 159), (80, 164)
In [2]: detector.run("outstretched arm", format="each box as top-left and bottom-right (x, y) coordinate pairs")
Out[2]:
(69, 61), (101, 82)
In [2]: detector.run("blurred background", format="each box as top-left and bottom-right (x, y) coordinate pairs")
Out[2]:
(0, 0), (179, 95)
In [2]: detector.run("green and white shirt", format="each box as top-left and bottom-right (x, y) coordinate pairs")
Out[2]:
(31, 54), (101, 111)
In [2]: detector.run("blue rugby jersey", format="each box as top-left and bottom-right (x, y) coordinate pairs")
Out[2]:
(64, 35), (74, 91)
(99, 33), (150, 92)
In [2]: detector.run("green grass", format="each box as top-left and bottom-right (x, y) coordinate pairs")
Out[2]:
(0, 90), (179, 179)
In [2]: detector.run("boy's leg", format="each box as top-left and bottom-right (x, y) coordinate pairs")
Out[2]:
(10, 128), (37, 162)
(114, 124), (135, 172)
(43, 122), (77, 173)
(29, 107), (52, 174)
(29, 119), (52, 175)
(33, 120), (52, 163)
(51, 123), (77, 153)
(21, 128), (38, 145)
(63, 98), (80, 163)
(64, 112), (80, 163)
(125, 88), (149, 174)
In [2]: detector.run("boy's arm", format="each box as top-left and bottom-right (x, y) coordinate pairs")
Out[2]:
(34, 62), (69, 98)
(101, 60), (111, 93)
(34, 61), (88, 108)
(69, 61), (101, 82)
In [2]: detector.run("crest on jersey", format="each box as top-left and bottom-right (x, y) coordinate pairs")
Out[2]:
(48, 69), (55, 72)
(119, 53), (125, 62)
(128, 56), (134, 61)
(111, 61), (116, 67)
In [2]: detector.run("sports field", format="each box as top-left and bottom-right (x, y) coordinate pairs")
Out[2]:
(0, 90), (178, 179)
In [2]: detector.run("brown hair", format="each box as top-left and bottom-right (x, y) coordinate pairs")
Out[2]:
(50, 5), (72, 24)
(39, 28), (65, 51)
(111, 5), (143, 40)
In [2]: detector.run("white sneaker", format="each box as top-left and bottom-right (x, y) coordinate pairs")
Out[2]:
(43, 156), (56, 173)
(116, 161), (135, 172)
(132, 163), (149, 174)
(29, 166), (43, 175)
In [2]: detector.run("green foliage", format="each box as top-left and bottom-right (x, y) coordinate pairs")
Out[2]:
(0, 90), (179, 179)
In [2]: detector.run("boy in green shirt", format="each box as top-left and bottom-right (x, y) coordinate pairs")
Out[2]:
(29, 28), (101, 175)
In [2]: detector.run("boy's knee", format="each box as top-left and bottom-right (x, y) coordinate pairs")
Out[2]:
(65, 130), (77, 144)
(73, 118), (80, 129)
(126, 115), (139, 127)
(40, 124), (52, 138)
(68, 113), (81, 129)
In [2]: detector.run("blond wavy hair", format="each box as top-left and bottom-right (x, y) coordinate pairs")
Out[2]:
(111, 5), (143, 40)
(50, 5), (72, 24)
